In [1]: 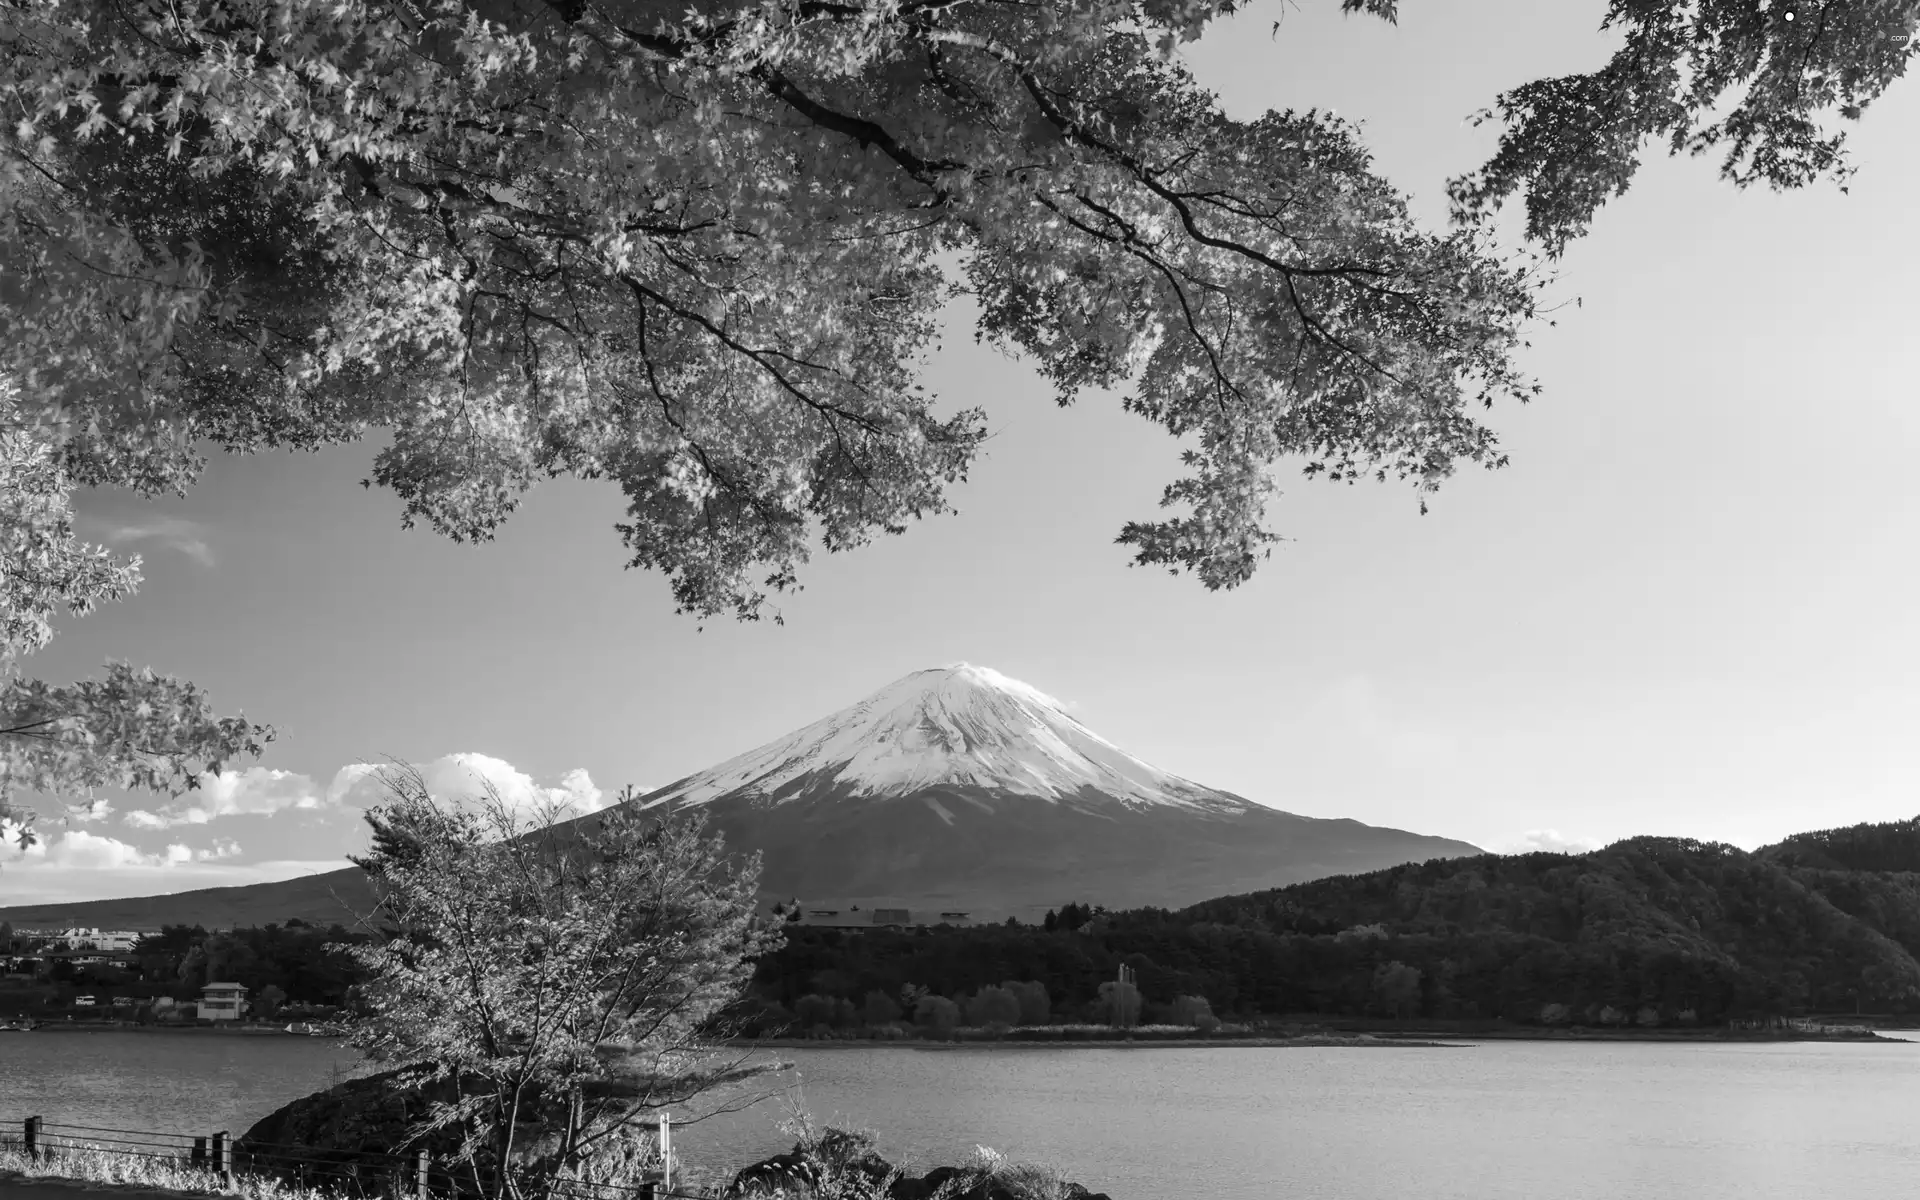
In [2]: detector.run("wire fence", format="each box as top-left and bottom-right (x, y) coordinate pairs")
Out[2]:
(2, 1116), (722, 1200)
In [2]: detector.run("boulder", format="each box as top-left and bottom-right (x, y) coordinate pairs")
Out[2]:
(237, 1068), (663, 1195)
(724, 1133), (1111, 1200)
(908, 1166), (1112, 1200)
(727, 1130), (893, 1197)
(234, 1066), (480, 1194)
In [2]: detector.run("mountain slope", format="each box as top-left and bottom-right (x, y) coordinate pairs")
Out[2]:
(628, 663), (1482, 911)
(0, 868), (374, 930)
(1756, 814), (1920, 873)
(1175, 832), (1920, 1014)
(641, 663), (1247, 812)
(0, 663), (1482, 925)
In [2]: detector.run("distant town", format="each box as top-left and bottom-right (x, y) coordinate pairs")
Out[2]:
(782, 904), (977, 929)
(0, 907), (992, 1029)
(0, 922), (349, 1029)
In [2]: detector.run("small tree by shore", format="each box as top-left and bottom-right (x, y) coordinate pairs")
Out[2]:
(341, 765), (785, 1199)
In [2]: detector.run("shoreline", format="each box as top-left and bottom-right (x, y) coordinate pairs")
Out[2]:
(733, 1028), (1912, 1049)
(739, 1033), (1462, 1049)
(1372, 1028), (1911, 1044)
(9, 1022), (343, 1037)
(19, 1022), (1908, 1046)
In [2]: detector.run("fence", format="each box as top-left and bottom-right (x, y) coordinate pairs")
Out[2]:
(6, 1115), (710, 1200)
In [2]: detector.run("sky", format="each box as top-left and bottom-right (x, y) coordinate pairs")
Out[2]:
(5, 0), (1919, 907)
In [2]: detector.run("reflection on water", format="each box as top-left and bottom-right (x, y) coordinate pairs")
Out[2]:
(8, 1033), (1920, 1200)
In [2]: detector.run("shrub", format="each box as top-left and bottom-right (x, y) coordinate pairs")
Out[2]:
(962, 985), (1021, 1029)
(1169, 994), (1219, 1032)
(793, 993), (841, 1031)
(1001, 979), (1051, 1025)
(912, 994), (959, 1037)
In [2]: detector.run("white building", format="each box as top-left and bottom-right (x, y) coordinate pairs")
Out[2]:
(52, 929), (143, 952)
(198, 982), (248, 1021)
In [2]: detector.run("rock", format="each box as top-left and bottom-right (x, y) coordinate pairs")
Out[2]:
(724, 1133), (1110, 1200)
(233, 1066), (480, 1193)
(237, 1067), (674, 1195)
(727, 1151), (826, 1196)
(728, 1130), (893, 1197)
(891, 1161), (1113, 1200)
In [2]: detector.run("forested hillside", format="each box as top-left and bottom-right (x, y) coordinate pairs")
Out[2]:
(1757, 816), (1920, 873)
(22, 816), (1920, 1033)
(747, 821), (1920, 1030)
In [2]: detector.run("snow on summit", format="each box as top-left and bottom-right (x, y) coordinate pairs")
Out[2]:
(642, 663), (1246, 812)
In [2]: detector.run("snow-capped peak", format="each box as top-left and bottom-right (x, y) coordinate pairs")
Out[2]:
(641, 664), (1247, 812)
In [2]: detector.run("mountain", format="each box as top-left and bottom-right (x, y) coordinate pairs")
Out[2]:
(0, 867), (376, 931)
(1163, 829), (1920, 1016)
(0, 662), (1481, 927)
(1755, 814), (1920, 873)
(751, 822), (1920, 1026)
(624, 663), (1482, 913)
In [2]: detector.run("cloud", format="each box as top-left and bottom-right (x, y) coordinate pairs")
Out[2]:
(1490, 829), (1606, 856)
(68, 800), (113, 824)
(1, 753), (615, 905)
(121, 767), (326, 829)
(328, 754), (616, 824)
(0, 827), (239, 870)
(0, 827), (343, 904)
(94, 515), (215, 566)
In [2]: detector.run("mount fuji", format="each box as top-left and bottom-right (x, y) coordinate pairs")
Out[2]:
(624, 663), (1483, 914)
(0, 663), (1482, 928)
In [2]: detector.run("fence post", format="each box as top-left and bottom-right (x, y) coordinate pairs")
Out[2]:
(212, 1131), (232, 1186)
(658, 1112), (671, 1191)
(190, 1136), (207, 1167)
(416, 1148), (429, 1199)
(22, 1116), (39, 1162)
(637, 1181), (657, 1200)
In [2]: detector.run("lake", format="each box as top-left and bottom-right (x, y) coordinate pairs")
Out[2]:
(4, 1032), (1920, 1199)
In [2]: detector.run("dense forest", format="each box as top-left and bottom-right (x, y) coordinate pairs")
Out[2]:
(742, 818), (1920, 1031)
(17, 816), (1920, 1031)
(133, 921), (369, 1007)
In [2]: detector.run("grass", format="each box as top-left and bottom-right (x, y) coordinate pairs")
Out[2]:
(0, 1117), (1102, 1200)
(0, 1098), (1113, 1198)
(0, 1136), (349, 1199)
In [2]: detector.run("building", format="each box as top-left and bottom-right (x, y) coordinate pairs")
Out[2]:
(198, 982), (249, 1021)
(794, 907), (972, 930)
(31, 928), (145, 952)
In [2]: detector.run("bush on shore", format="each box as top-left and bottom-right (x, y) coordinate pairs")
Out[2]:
(727, 1121), (1111, 1200)
(0, 1119), (1113, 1200)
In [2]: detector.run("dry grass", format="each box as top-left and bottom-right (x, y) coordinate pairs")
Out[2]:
(0, 1114), (1098, 1200)
(0, 1138), (352, 1199)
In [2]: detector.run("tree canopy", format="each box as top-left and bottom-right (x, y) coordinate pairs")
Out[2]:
(0, 379), (270, 845)
(0, 0), (1912, 821)
(343, 768), (780, 1196)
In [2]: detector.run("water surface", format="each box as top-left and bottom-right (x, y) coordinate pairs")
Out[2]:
(6, 1032), (1919, 1200)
